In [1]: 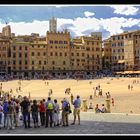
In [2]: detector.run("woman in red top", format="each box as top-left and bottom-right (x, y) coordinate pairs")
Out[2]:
(39, 100), (45, 126)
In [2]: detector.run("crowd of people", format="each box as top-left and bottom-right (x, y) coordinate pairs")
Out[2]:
(0, 70), (127, 131)
(0, 70), (116, 82)
(0, 91), (82, 131)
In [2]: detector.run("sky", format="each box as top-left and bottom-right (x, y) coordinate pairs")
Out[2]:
(0, 5), (140, 39)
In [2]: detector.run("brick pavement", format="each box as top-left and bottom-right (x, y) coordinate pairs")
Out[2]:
(1, 112), (140, 135)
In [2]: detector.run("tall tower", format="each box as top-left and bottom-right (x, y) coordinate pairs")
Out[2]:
(49, 17), (57, 32)
(2, 25), (11, 37)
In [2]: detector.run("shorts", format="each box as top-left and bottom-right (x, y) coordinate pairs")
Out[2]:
(73, 108), (80, 116)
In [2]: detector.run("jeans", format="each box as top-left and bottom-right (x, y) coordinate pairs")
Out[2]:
(14, 113), (19, 127)
(40, 112), (45, 125)
(22, 111), (30, 128)
(32, 112), (38, 124)
(46, 110), (53, 127)
(4, 113), (8, 127)
(0, 112), (2, 124)
(7, 114), (14, 129)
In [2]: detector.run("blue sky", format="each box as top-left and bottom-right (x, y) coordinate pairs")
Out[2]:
(0, 5), (140, 39)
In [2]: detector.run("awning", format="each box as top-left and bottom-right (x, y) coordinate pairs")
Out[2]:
(121, 71), (140, 74)
(114, 70), (140, 75)
(118, 60), (125, 63)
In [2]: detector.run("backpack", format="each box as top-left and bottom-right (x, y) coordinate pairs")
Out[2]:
(8, 105), (13, 113)
(3, 103), (8, 113)
(31, 104), (38, 112)
(64, 102), (70, 111)
(47, 102), (53, 110)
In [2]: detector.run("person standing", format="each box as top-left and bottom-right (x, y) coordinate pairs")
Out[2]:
(0, 102), (3, 129)
(131, 85), (133, 91)
(20, 96), (31, 128)
(47, 82), (49, 86)
(93, 87), (96, 97)
(3, 100), (9, 128)
(112, 98), (114, 106)
(70, 94), (74, 104)
(31, 100), (39, 128)
(71, 95), (81, 125)
(53, 99), (60, 127)
(128, 85), (130, 90)
(7, 101), (14, 130)
(45, 97), (54, 128)
(62, 98), (70, 127)
(39, 100), (45, 126)
(13, 99), (20, 127)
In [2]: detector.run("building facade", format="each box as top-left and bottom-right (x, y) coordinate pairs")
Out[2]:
(71, 34), (102, 72)
(10, 41), (30, 76)
(1, 20), (140, 76)
(46, 31), (71, 72)
(103, 38), (111, 70)
(0, 38), (11, 74)
(109, 30), (140, 71)
(29, 41), (47, 76)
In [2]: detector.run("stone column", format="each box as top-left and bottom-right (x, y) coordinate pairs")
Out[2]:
(82, 99), (88, 112)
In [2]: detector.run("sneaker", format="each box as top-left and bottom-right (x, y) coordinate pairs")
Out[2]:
(71, 123), (75, 125)
(66, 124), (69, 126)
(62, 125), (66, 127)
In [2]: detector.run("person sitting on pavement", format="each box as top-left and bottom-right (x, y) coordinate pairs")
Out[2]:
(95, 104), (102, 113)
(100, 104), (107, 113)
(89, 102), (93, 109)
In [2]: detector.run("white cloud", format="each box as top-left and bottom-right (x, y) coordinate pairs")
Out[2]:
(84, 11), (95, 17)
(100, 17), (140, 35)
(0, 16), (140, 38)
(110, 5), (139, 16)
(58, 17), (101, 36)
(0, 20), (49, 36)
